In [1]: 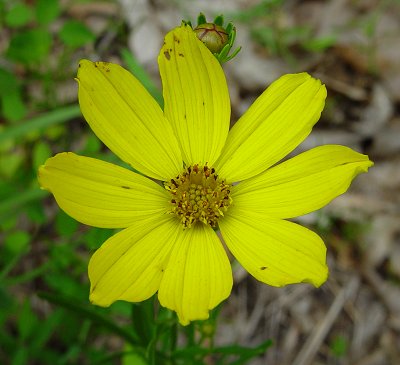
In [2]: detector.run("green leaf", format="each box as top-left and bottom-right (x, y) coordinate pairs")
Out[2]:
(26, 202), (46, 224)
(122, 345), (149, 365)
(1, 231), (31, 282)
(55, 210), (79, 237)
(0, 284), (14, 311)
(35, 0), (60, 25)
(5, 3), (33, 27)
(330, 335), (348, 357)
(32, 140), (52, 171)
(59, 20), (95, 48)
(1, 90), (27, 122)
(4, 231), (30, 255)
(0, 212), (18, 231)
(6, 29), (52, 64)
(82, 134), (102, 154)
(0, 147), (24, 178)
(11, 347), (29, 365)
(0, 68), (19, 96)
(91, 349), (148, 365)
(83, 227), (115, 250)
(17, 300), (38, 341)
(0, 68), (26, 121)
(302, 35), (337, 52)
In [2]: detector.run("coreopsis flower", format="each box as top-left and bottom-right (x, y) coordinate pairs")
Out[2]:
(38, 25), (373, 325)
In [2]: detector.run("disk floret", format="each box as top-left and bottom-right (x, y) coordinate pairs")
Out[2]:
(165, 165), (232, 228)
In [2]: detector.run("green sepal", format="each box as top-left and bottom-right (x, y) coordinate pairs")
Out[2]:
(197, 13), (207, 25)
(213, 15), (224, 26)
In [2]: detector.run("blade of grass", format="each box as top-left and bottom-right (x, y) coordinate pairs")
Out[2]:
(0, 188), (48, 220)
(4, 262), (50, 285)
(39, 291), (140, 345)
(0, 105), (81, 143)
(173, 339), (272, 359)
(120, 48), (163, 107)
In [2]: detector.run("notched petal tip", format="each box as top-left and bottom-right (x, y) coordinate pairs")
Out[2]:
(294, 72), (327, 104)
(178, 318), (190, 326)
(89, 290), (111, 308)
(362, 155), (374, 169)
(37, 166), (47, 190)
(159, 23), (230, 166)
(304, 264), (329, 288)
(347, 150), (374, 177)
(37, 154), (62, 191)
(77, 59), (114, 78)
(215, 71), (329, 181)
(177, 311), (209, 326)
(78, 58), (92, 68)
(76, 59), (92, 78)
(37, 152), (78, 192)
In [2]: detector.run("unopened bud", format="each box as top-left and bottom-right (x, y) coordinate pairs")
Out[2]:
(194, 23), (229, 54)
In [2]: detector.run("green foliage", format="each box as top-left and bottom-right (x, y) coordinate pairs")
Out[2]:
(0, 67), (26, 121)
(32, 141), (52, 171)
(330, 335), (348, 357)
(59, 20), (96, 48)
(121, 48), (164, 107)
(35, 0), (61, 26)
(302, 35), (337, 52)
(55, 210), (79, 237)
(7, 29), (52, 64)
(4, 231), (30, 255)
(5, 3), (33, 27)
(1, 89), (27, 122)
(231, 0), (337, 64)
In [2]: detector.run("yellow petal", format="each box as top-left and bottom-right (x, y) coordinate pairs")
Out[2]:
(77, 60), (182, 180)
(158, 25), (230, 166)
(232, 145), (373, 218)
(219, 207), (328, 287)
(158, 223), (232, 325)
(89, 215), (180, 306)
(215, 73), (327, 182)
(38, 152), (169, 228)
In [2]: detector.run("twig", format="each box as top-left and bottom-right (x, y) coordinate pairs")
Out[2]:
(292, 276), (360, 365)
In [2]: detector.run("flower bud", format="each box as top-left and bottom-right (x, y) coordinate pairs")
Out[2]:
(194, 23), (229, 54)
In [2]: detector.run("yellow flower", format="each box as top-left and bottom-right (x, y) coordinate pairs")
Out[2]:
(38, 25), (373, 325)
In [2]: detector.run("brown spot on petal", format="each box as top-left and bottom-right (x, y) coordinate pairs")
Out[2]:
(164, 50), (171, 60)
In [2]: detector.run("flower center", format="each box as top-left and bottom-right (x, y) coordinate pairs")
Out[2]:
(165, 165), (232, 228)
